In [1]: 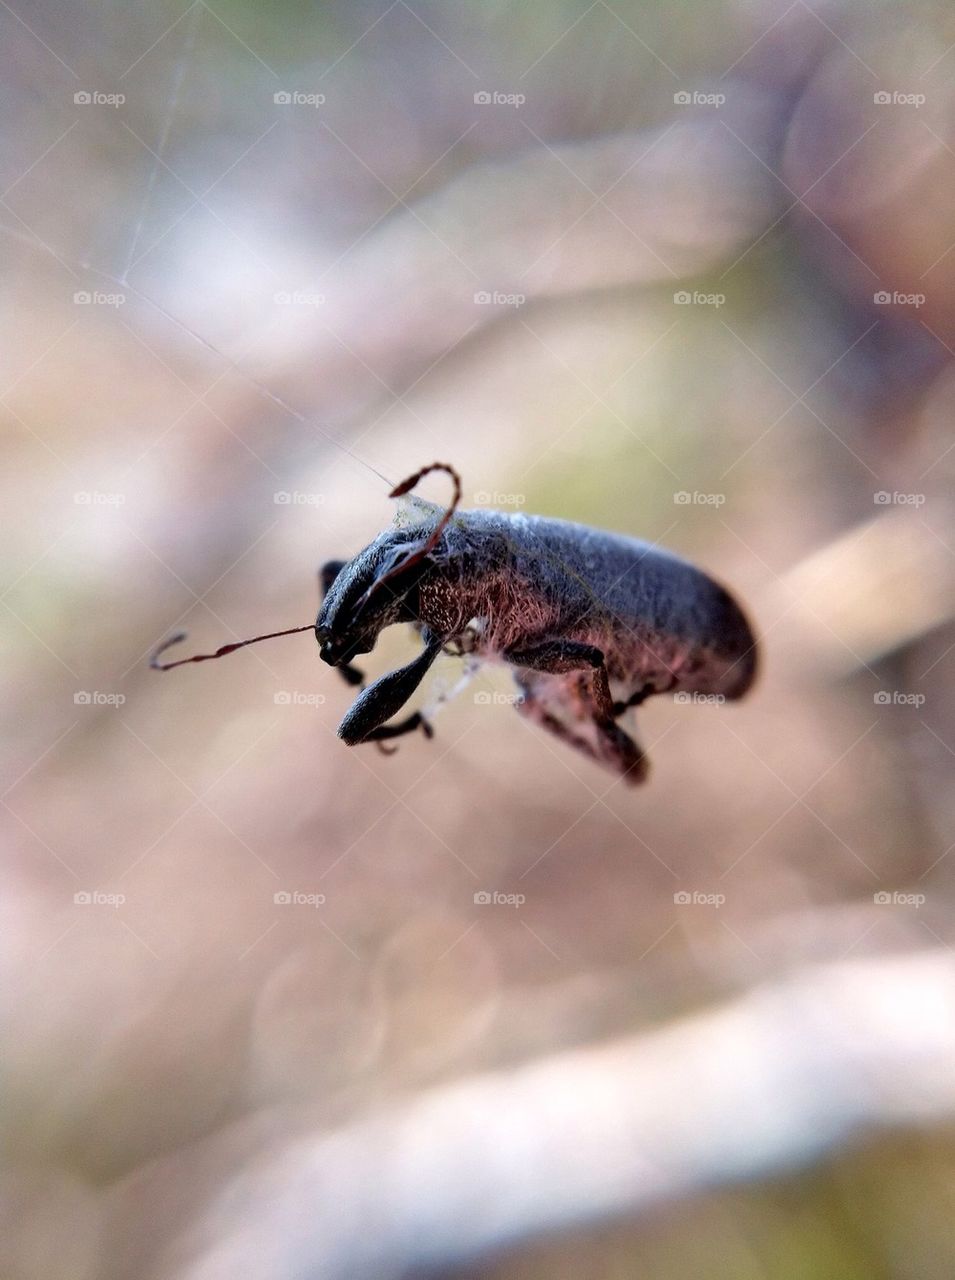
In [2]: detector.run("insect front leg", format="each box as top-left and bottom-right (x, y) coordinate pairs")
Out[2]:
(337, 631), (444, 746)
(505, 639), (648, 785)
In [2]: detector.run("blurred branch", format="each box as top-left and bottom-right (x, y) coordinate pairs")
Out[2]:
(113, 950), (955, 1279)
(775, 508), (955, 676)
(223, 101), (787, 422)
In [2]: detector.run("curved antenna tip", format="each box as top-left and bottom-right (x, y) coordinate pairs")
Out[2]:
(150, 632), (187, 669)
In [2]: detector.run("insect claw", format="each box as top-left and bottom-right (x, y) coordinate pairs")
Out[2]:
(373, 711), (433, 753)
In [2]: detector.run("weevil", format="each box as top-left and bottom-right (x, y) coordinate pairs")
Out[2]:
(152, 463), (757, 784)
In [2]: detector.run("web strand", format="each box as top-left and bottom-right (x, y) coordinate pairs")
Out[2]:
(121, 1), (201, 282)
(0, 220), (393, 489)
(0, 6), (394, 494)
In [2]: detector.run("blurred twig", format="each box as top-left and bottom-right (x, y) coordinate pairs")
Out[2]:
(110, 950), (955, 1279)
(775, 508), (955, 676)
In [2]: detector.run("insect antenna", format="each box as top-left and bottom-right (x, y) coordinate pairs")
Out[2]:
(368, 462), (462, 599)
(150, 624), (315, 671)
(152, 463), (461, 669)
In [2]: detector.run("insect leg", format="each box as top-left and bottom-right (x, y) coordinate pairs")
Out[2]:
(319, 560), (348, 596)
(337, 631), (443, 746)
(515, 684), (605, 766)
(593, 718), (649, 785)
(361, 711), (434, 745)
(504, 640), (617, 721)
(612, 682), (655, 717)
(506, 640), (648, 785)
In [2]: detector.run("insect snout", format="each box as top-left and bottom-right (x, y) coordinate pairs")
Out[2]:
(317, 630), (350, 666)
(315, 627), (367, 688)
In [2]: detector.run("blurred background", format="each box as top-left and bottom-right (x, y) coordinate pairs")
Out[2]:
(3, 0), (955, 1276)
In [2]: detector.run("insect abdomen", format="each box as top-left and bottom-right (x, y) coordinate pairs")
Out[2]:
(500, 515), (758, 698)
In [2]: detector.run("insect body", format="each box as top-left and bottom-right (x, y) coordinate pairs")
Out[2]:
(153, 463), (757, 785)
(315, 464), (757, 784)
